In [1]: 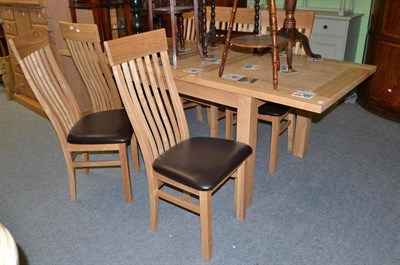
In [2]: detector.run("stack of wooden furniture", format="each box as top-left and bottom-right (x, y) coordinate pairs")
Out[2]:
(0, 0), (90, 116)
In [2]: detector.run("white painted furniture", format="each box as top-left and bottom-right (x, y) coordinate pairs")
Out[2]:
(0, 223), (19, 265)
(310, 11), (362, 61)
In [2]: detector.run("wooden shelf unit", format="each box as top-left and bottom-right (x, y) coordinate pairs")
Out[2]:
(0, 0), (91, 116)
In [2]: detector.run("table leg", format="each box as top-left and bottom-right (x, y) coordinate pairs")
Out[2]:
(292, 109), (311, 158)
(209, 105), (219, 137)
(177, 14), (185, 50)
(201, 0), (208, 58)
(170, 0), (178, 68)
(235, 96), (258, 220)
(209, 0), (216, 47)
(254, 0), (260, 34)
(193, 0), (204, 59)
(130, 0), (144, 34)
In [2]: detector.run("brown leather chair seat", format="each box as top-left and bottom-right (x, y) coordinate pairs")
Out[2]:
(67, 109), (133, 145)
(258, 102), (291, 116)
(153, 137), (252, 191)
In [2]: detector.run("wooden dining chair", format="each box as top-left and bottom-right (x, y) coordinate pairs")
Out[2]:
(255, 9), (316, 173)
(104, 29), (252, 261)
(58, 21), (140, 173)
(225, 9), (316, 173)
(9, 29), (134, 203)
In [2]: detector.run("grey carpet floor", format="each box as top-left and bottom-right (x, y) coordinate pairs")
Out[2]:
(1, 87), (399, 265)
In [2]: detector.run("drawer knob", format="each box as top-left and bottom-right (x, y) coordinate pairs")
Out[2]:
(323, 25), (328, 29)
(388, 88), (392, 93)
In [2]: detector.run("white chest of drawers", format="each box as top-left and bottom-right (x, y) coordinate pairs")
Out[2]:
(309, 12), (363, 61)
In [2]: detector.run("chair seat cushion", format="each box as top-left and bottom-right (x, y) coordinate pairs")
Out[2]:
(258, 102), (291, 116)
(67, 109), (133, 144)
(152, 137), (252, 191)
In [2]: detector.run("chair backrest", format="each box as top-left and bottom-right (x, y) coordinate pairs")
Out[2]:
(182, 11), (196, 41)
(59, 21), (122, 112)
(261, 10), (315, 55)
(208, 6), (256, 33)
(182, 7), (256, 41)
(104, 29), (190, 167)
(8, 29), (81, 143)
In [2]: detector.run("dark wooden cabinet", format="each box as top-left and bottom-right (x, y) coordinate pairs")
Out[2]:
(357, 0), (400, 122)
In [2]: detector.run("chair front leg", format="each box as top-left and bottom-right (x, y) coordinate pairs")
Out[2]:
(287, 112), (296, 152)
(225, 109), (235, 140)
(199, 191), (212, 261)
(209, 106), (219, 137)
(119, 143), (132, 203)
(269, 116), (281, 173)
(149, 176), (160, 231)
(195, 105), (203, 121)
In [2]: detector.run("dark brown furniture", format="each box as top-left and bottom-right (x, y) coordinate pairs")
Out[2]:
(357, 0), (400, 122)
(276, 0), (321, 71)
(69, 0), (132, 43)
(219, 0), (285, 89)
(147, 0), (194, 67)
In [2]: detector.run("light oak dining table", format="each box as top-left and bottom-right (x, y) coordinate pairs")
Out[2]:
(172, 44), (376, 218)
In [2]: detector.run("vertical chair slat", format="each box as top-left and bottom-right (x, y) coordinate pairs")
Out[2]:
(136, 56), (170, 153)
(143, 54), (174, 150)
(149, 54), (181, 148)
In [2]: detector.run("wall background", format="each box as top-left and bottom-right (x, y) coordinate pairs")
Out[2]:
(247, 0), (373, 63)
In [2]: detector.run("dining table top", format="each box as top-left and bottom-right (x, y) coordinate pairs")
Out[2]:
(173, 43), (376, 114)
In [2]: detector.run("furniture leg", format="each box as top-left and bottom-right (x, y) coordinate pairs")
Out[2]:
(225, 109), (234, 140)
(169, 0), (178, 67)
(201, 0), (208, 57)
(254, 0), (260, 34)
(236, 96), (258, 215)
(177, 14), (185, 50)
(119, 143), (132, 203)
(219, 0), (240, 77)
(130, 0), (144, 33)
(194, 0), (204, 59)
(287, 112), (296, 151)
(210, 105), (219, 137)
(147, 0), (153, 30)
(280, 0), (321, 67)
(269, 116), (281, 173)
(209, 0), (217, 47)
(100, 6), (113, 41)
(292, 109), (311, 158)
(199, 191), (212, 261)
(270, 0), (279, 89)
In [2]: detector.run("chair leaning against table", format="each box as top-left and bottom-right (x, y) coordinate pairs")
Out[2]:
(104, 28), (252, 261)
(9, 29), (134, 203)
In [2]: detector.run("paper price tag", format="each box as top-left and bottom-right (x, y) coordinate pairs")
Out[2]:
(183, 68), (203, 74)
(291, 90), (316, 99)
